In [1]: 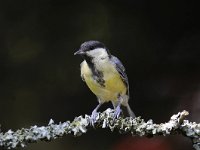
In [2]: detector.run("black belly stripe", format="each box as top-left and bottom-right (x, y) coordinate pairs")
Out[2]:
(85, 57), (105, 87)
(93, 72), (105, 87)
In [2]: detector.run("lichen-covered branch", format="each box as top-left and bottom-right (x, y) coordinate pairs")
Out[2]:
(0, 109), (199, 149)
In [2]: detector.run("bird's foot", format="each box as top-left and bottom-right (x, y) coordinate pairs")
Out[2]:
(90, 110), (98, 126)
(114, 106), (122, 119)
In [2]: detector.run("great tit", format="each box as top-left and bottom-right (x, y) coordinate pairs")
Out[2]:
(74, 41), (135, 124)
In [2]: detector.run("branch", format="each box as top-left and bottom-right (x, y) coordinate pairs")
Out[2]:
(0, 109), (199, 149)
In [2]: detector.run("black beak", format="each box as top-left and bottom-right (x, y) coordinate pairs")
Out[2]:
(74, 49), (84, 55)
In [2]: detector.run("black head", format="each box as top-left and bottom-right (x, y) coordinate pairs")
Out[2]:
(74, 40), (110, 56)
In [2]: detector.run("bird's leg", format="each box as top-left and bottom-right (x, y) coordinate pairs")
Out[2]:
(111, 101), (117, 109)
(113, 97), (123, 119)
(90, 103), (102, 126)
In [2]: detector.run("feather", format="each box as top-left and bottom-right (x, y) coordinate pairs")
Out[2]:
(110, 55), (129, 96)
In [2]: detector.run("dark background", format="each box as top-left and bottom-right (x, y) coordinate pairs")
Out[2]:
(0, 0), (199, 150)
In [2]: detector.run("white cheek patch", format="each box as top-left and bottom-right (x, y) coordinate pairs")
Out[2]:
(86, 48), (108, 58)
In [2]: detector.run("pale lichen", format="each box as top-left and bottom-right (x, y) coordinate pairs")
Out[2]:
(0, 109), (199, 150)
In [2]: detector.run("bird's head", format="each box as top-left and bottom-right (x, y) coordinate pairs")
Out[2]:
(74, 41), (110, 60)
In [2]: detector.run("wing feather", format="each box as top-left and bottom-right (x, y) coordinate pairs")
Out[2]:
(110, 55), (129, 96)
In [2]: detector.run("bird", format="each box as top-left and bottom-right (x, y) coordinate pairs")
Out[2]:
(74, 40), (135, 124)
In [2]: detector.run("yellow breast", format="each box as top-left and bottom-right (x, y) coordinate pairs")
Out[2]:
(80, 60), (127, 103)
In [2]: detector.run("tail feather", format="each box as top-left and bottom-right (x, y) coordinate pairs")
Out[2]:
(126, 103), (136, 118)
(120, 103), (136, 118)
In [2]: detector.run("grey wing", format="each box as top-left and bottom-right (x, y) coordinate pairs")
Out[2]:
(110, 55), (129, 96)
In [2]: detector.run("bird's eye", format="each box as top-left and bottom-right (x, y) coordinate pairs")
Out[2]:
(90, 46), (94, 50)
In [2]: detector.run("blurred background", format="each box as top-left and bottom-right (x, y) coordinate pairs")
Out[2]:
(0, 0), (199, 150)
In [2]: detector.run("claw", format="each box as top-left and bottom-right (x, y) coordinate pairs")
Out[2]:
(113, 105), (122, 119)
(90, 103), (102, 126)
(90, 110), (98, 126)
